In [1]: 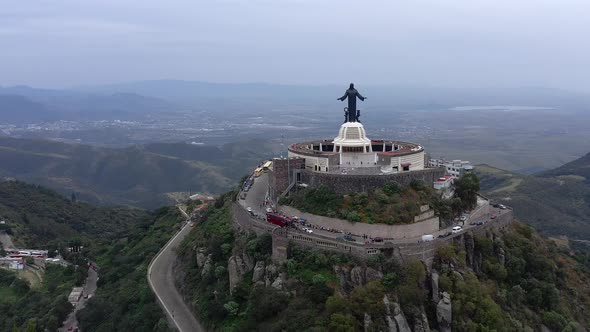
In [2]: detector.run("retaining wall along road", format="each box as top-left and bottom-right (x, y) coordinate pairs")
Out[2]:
(279, 205), (440, 240)
(231, 202), (514, 263)
(299, 167), (446, 194)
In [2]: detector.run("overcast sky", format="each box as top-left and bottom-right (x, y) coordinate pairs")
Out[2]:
(1, 0), (589, 90)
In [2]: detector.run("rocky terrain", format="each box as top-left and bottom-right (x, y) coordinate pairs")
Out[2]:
(174, 192), (590, 331)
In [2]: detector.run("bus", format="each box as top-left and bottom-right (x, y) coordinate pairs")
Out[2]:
(262, 161), (272, 172)
(266, 213), (292, 227)
(254, 167), (263, 177)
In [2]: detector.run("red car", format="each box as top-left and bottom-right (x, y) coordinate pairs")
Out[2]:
(490, 214), (497, 219)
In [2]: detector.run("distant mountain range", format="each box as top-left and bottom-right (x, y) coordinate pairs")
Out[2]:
(477, 151), (590, 240)
(0, 86), (177, 123)
(0, 137), (277, 208)
(2, 81), (590, 124)
(77, 80), (590, 108)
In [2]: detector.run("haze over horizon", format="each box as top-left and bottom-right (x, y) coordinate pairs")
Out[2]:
(2, 0), (590, 92)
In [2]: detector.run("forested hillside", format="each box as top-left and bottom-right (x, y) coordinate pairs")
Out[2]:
(175, 193), (590, 331)
(0, 137), (276, 208)
(0, 181), (180, 331)
(475, 152), (590, 241)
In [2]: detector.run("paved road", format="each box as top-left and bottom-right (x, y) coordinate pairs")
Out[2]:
(238, 169), (508, 244)
(59, 267), (98, 332)
(240, 172), (270, 216)
(148, 221), (205, 332)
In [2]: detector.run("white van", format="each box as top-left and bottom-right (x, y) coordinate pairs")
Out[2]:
(452, 226), (462, 234)
(421, 234), (434, 242)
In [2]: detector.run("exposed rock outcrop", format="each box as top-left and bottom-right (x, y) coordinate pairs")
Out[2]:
(383, 295), (411, 332)
(271, 274), (283, 290)
(228, 253), (255, 293)
(265, 264), (278, 287)
(333, 265), (384, 291)
(436, 291), (452, 332)
(412, 307), (431, 332)
(252, 261), (265, 283)
(365, 267), (384, 283)
(431, 270), (440, 303)
(350, 266), (364, 288)
(364, 313), (373, 332)
(498, 246), (506, 266)
(392, 302), (411, 332)
(201, 254), (212, 277)
(196, 247), (207, 268)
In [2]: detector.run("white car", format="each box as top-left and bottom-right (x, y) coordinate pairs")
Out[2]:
(305, 228), (313, 234)
(266, 207), (273, 213)
(452, 226), (463, 234)
(459, 215), (468, 222)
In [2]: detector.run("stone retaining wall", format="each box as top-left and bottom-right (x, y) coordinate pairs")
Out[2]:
(300, 167), (446, 194)
(279, 205), (440, 240)
(232, 202), (514, 263)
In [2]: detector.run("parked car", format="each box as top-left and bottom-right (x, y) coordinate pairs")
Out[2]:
(452, 226), (463, 234)
(373, 237), (384, 243)
(469, 221), (477, 226)
(343, 235), (355, 242)
(266, 207), (273, 213)
(459, 215), (468, 222)
(476, 221), (486, 226)
(490, 214), (497, 219)
(499, 204), (507, 210)
(421, 234), (434, 242)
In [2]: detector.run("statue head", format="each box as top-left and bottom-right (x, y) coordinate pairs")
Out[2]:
(349, 83), (354, 89)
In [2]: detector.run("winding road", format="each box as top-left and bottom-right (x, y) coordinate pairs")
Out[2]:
(147, 217), (205, 332)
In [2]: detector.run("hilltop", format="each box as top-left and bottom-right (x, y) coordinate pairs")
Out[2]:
(175, 191), (590, 331)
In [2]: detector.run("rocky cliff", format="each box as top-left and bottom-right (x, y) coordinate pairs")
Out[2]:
(174, 195), (590, 331)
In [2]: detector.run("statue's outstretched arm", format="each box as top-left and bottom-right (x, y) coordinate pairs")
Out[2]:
(356, 92), (366, 101)
(337, 93), (348, 101)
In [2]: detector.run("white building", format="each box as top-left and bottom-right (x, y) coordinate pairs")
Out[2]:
(288, 121), (426, 174)
(428, 159), (474, 178)
(433, 175), (455, 199)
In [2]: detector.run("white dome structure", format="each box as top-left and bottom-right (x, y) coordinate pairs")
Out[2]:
(332, 122), (372, 153)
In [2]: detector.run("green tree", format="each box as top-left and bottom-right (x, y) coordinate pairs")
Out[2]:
(329, 313), (357, 332)
(25, 319), (36, 332)
(542, 311), (568, 331)
(326, 295), (350, 315)
(223, 301), (239, 316)
(454, 173), (480, 210)
(46, 316), (58, 332)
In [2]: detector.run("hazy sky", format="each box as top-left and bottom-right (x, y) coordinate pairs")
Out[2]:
(1, 0), (590, 90)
